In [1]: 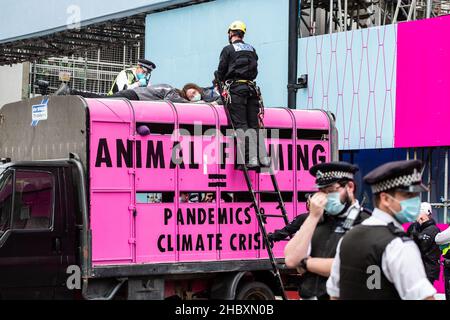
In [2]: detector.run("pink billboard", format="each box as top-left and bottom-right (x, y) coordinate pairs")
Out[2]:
(395, 15), (450, 148)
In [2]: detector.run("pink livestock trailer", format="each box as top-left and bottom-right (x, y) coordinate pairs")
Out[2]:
(0, 96), (337, 299)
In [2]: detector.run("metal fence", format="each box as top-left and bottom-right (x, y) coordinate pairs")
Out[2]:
(408, 147), (450, 224)
(28, 42), (143, 97)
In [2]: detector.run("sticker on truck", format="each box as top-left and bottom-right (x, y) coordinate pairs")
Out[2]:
(31, 97), (49, 126)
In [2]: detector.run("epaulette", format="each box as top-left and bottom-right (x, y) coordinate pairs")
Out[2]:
(361, 207), (373, 215)
(386, 222), (413, 242)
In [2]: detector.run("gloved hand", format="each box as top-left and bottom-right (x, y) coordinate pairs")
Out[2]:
(139, 78), (148, 87)
(266, 234), (275, 248)
(268, 230), (289, 242)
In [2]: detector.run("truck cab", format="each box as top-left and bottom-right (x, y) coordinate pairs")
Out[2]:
(0, 160), (82, 299)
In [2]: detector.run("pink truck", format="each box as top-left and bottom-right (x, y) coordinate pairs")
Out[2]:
(0, 96), (337, 299)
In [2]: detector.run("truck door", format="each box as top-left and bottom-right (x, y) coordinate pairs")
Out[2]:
(0, 168), (62, 299)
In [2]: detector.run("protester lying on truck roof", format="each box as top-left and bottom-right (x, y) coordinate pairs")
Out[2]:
(182, 83), (222, 105)
(54, 83), (206, 103)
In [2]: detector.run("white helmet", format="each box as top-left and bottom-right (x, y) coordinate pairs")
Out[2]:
(420, 202), (432, 215)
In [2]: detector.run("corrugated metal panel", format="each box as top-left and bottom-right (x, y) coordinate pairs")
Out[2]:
(0, 96), (88, 164)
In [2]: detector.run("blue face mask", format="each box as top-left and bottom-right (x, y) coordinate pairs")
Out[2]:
(325, 192), (345, 215)
(390, 196), (421, 223)
(136, 73), (145, 80)
(191, 93), (202, 102)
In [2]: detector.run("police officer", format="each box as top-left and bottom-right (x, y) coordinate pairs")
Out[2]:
(407, 202), (441, 284)
(216, 21), (268, 169)
(284, 161), (371, 300)
(327, 160), (437, 300)
(109, 59), (156, 95)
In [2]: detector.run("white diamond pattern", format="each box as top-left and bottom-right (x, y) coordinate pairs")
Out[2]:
(298, 25), (398, 150)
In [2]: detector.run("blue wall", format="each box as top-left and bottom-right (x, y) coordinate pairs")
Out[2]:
(341, 148), (450, 224)
(340, 148), (407, 209)
(145, 0), (289, 107)
(297, 25), (398, 150)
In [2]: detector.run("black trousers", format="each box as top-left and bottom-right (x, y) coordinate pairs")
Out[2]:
(444, 261), (450, 300)
(71, 89), (140, 100)
(228, 83), (266, 165)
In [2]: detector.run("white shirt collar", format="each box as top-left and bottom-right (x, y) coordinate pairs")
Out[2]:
(371, 208), (404, 229)
(338, 199), (360, 218)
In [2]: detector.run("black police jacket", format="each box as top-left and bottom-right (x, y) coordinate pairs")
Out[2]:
(407, 219), (442, 281)
(339, 223), (410, 300)
(281, 208), (370, 299)
(217, 40), (258, 82)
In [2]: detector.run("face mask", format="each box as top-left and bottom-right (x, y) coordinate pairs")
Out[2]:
(325, 192), (345, 215)
(191, 93), (201, 102)
(136, 73), (145, 80)
(388, 196), (421, 223)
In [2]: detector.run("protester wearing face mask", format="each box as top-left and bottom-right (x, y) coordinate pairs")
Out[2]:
(327, 160), (436, 300)
(182, 83), (222, 104)
(284, 162), (371, 300)
(56, 83), (189, 103)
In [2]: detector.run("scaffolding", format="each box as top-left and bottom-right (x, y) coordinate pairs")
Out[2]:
(28, 42), (144, 96)
(299, 0), (450, 36)
(0, 0), (213, 66)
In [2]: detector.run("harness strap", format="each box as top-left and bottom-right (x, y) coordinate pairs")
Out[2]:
(223, 80), (265, 128)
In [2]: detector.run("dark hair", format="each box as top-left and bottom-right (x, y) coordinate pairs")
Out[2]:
(373, 189), (396, 207)
(173, 88), (188, 100)
(338, 179), (357, 195)
(230, 30), (245, 39)
(182, 83), (203, 99)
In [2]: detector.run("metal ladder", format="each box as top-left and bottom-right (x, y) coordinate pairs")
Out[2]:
(242, 162), (291, 300)
(214, 75), (290, 300)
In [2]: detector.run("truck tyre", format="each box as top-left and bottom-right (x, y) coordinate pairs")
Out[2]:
(235, 281), (275, 300)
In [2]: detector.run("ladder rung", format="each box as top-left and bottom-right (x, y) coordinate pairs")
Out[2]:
(269, 238), (290, 243)
(260, 214), (286, 218)
(254, 191), (279, 194)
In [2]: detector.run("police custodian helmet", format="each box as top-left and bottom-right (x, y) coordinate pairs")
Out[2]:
(363, 160), (428, 194)
(309, 161), (359, 189)
(137, 59), (156, 72)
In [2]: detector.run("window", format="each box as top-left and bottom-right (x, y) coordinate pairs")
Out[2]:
(136, 123), (175, 135)
(180, 192), (216, 203)
(136, 192), (175, 204)
(0, 172), (13, 234)
(12, 171), (54, 230)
